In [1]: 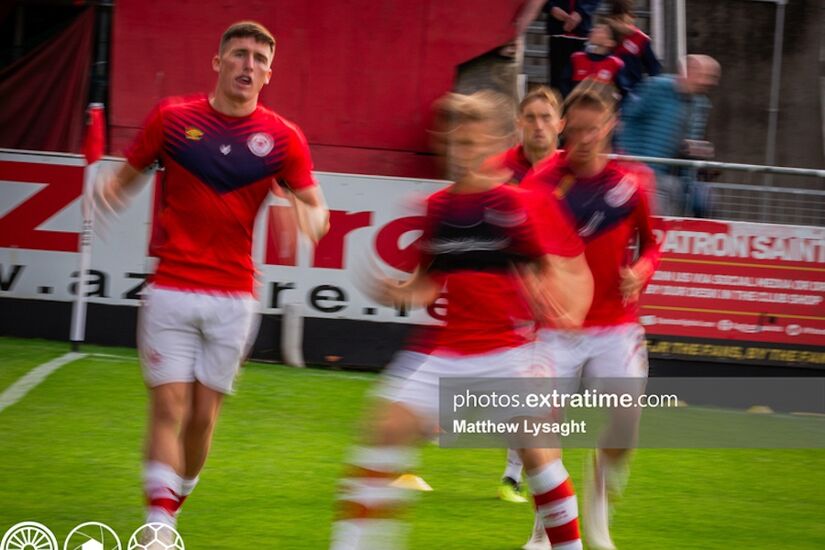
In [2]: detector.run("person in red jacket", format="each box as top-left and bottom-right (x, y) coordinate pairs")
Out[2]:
(561, 23), (627, 98)
(521, 80), (661, 550)
(607, 0), (662, 92)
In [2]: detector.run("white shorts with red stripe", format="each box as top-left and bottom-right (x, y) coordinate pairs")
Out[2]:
(374, 344), (544, 423)
(137, 285), (260, 394)
(536, 323), (648, 380)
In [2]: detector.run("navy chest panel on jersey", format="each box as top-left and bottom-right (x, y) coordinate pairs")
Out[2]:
(559, 169), (640, 242)
(163, 112), (289, 194)
(422, 194), (528, 273)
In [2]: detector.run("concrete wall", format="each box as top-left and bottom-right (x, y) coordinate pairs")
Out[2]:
(687, 0), (824, 184)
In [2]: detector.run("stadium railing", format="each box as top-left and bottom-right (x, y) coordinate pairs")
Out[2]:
(609, 154), (825, 227)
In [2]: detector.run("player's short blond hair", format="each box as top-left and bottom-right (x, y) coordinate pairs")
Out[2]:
(563, 78), (618, 116)
(519, 86), (562, 116)
(220, 21), (276, 55)
(432, 90), (516, 139)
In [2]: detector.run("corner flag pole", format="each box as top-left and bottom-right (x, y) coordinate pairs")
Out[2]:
(70, 102), (105, 352)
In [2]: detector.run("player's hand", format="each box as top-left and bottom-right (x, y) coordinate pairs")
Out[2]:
(564, 12), (582, 32)
(374, 278), (412, 309)
(619, 257), (654, 303)
(94, 169), (127, 217)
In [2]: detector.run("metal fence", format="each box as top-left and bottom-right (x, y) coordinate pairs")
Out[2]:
(609, 154), (825, 227)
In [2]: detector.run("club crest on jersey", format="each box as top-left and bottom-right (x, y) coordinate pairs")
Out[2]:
(185, 127), (204, 141)
(247, 132), (274, 157)
(598, 69), (612, 81)
(605, 175), (637, 207)
(623, 39), (640, 55)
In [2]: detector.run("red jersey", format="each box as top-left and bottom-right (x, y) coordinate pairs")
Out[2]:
(495, 145), (534, 184)
(524, 154), (660, 326)
(417, 183), (583, 355)
(126, 95), (316, 294)
(570, 51), (624, 85)
(487, 146), (562, 185)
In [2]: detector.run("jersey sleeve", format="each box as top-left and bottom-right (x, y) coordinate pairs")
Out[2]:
(278, 123), (317, 191)
(515, 187), (584, 259)
(416, 193), (441, 273)
(125, 102), (165, 171)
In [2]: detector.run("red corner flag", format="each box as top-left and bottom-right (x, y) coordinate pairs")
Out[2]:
(71, 102), (106, 350)
(83, 103), (105, 164)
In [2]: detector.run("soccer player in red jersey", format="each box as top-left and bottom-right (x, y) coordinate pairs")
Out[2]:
(95, 22), (328, 531)
(330, 91), (593, 550)
(491, 86), (565, 503)
(490, 86), (564, 186)
(521, 81), (661, 550)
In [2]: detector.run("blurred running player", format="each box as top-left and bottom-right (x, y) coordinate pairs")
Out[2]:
(94, 21), (328, 531)
(521, 80), (661, 550)
(330, 91), (593, 550)
(491, 86), (564, 504)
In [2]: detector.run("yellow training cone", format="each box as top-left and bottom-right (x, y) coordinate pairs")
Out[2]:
(391, 474), (433, 491)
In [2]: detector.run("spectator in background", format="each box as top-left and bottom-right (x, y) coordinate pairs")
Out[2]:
(616, 54), (720, 216)
(607, 0), (661, 92)
(561, 22), (627, 98)
(544, 1), (601, 91)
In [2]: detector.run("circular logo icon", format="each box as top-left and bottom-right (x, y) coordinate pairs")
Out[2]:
(64, 522), (121, 550)
(786, 324), (803, 336)
(1, 521), (58, 550)
(717, 319), (733, 332)
(247, 132), (274, 157)
(127, 523), (184, 550)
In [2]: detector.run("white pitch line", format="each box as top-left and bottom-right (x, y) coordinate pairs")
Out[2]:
(0, 352), (87, 413)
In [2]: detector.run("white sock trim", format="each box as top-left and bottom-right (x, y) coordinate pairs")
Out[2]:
(349, 446), (418, 473)
(144, 461), (182, 497)
(503, 448), (524, 481)
(526, 459), (568, 495)
(180, 476), (199, 496)
(552, 540), (584, 550)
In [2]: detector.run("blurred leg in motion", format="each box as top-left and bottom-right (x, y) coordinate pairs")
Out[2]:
(499, 448), (528, 503)
(144, 383), (190, 527)
(521, 447), (583, 550)
(330, 401), (427, 550)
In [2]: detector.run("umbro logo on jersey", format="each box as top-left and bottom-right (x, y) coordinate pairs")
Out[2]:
(220, 144), (231, 155)
(554, 175), (576, 199)
(185, 127), (204, 140)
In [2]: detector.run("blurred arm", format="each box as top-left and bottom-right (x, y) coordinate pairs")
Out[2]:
(532, 253), (593, 329)
(96, 162), (146, 213)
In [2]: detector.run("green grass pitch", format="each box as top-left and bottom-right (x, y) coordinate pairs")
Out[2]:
(0, 336), (823, 549)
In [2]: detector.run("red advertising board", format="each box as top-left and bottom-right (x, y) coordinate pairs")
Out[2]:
(640, 218), (825, 367)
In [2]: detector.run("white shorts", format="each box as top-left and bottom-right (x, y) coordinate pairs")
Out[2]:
(374, 344), (542, 424)
(536, 323), (648, 380)
(137, 285), (260, 394)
